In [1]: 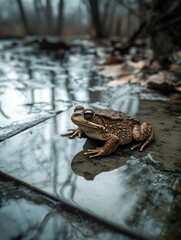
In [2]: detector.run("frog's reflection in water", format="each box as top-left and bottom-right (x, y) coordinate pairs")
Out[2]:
(71, 138), (133, 180)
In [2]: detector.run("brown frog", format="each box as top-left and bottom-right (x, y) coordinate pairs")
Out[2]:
(62, 106), (154, 158)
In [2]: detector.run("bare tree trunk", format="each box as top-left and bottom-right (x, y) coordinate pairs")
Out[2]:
(88, 0), (103, 38)
(102, 0), (110, 36)
(127, 0), (131, 38)
(46, 0), (53, 34)
(34, 0), (42, 34)
(57, 0), (64, 35)
(107, 1), (117, 36)
(138, 0), (145, 23)
(16, 0), (31, 35)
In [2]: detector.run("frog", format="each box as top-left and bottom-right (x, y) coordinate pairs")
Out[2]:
(62, 106), (154, 158)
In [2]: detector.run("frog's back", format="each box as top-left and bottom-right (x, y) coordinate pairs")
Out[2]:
(96, 108), (140, 145)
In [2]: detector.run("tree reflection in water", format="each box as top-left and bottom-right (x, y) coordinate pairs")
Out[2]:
(0, 177), (126, 240)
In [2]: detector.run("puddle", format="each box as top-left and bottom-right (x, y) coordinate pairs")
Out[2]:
(0, 40), (102, 129)
(0, 40), (106, 141)
(0, 101), (180, 239)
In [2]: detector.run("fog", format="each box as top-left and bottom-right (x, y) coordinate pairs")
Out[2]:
(0, 0), (140, 38)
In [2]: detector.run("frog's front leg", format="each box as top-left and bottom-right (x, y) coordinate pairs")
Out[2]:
(61, 128), (84, 139)
(84, 133), (119, 158)
(132, 122), (154, 151)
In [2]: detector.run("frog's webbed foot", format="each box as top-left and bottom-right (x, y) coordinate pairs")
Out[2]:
(84, 147), (105, 158)
(61, 128), (83, 139)
(131, 142), (143, 150)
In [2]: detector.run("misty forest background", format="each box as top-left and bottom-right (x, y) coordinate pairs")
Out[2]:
(0, 0), (181, 62)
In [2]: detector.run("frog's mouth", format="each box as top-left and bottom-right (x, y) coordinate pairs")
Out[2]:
(71, 116), (105, 130)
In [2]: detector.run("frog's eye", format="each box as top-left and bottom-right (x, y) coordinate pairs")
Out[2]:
(74, 106), (84, 112)
(83, 110), (95, 120)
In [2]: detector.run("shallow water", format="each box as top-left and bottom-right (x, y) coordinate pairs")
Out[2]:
(0, 39), (180, 240)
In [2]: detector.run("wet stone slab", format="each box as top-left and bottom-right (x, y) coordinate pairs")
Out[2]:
(0, 100), (180, 240)
(0, 172), (131, 240)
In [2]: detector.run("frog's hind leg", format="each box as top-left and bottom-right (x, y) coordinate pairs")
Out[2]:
(140, 130), (154, 151)
(132, 123), (154, 151)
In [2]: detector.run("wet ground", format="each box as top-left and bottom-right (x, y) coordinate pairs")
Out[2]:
(0, 39), (181, 240)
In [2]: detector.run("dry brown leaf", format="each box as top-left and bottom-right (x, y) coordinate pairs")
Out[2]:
(170, 64), (181, 72)
(97, 60), (146, 79)
(128, 60), (147, 70)
(96, 64), (129, 78)
(105, 55), (124, 65)
(106, 74), (140, 87)
(146, 71), (181, 93)
(175, 86), (181, 92)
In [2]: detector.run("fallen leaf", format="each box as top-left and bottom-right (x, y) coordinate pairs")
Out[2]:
(105, 55), (124, 65)
(96, 64), (128, 78)
(106, 74), (140, 87)
(97, 60), (146, 79)
(146, 71), (181, 93)
(128, 60), (147, 70)
(175, 86), (181, 92)
(170, 64), (181, 72)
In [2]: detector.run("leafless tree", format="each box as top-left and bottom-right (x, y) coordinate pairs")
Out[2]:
(33, 0), (44, 34)
(88, 0), (103, 38)
(16, 0), (31, 35)
(46, 0), (53, 34)
(57, 0), (64, 35)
